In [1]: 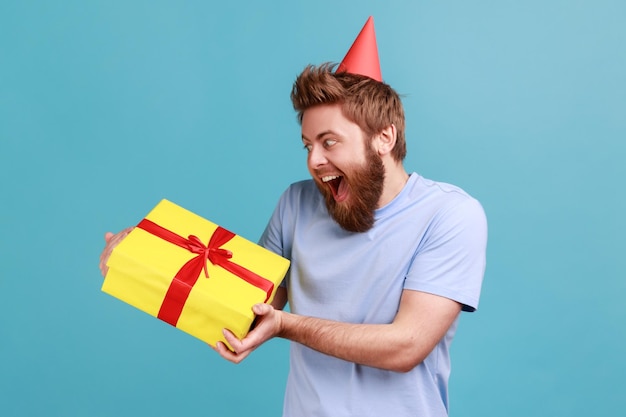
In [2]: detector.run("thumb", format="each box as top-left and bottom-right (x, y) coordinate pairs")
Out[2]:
(104, 232), (114, 242)
(252, 303), (272, 315)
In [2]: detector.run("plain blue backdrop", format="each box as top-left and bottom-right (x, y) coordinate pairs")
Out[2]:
(1, 1), (624, 416)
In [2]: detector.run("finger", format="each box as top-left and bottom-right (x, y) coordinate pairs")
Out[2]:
(215, 341), (248, 364)
(252, 303), (272, 315)
(214, 341), (234, 359)
(99, 244), (113, 273)
(222, 329), (245, 353)
(99, 251), (110, 275)
(99, 251), (107, 275)
(104, 232), (114, 242)
(99, 246), (110, 264)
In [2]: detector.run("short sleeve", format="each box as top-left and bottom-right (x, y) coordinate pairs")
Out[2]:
(404, 197), (488, 312)
(258, 201), (285, 257)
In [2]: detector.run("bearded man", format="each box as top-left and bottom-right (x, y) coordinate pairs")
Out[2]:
(213, 57), (487, 415)
(99, 18), (487, 417)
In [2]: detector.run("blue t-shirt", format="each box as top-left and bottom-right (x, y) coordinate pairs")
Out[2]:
(259, 173), (487, 417)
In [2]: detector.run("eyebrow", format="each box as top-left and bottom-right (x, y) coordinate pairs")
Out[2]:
(301, 130), (338, 142)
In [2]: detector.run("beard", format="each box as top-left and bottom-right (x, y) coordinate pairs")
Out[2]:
(315, 146), (385, 233)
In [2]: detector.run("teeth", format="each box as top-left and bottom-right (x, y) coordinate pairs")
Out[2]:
(321, 175), (339, 183)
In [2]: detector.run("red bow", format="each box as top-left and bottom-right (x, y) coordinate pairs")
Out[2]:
(137, 218), (274, 327)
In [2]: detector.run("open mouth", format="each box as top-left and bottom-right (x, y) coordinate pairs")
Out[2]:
(322, 175), (348, 202)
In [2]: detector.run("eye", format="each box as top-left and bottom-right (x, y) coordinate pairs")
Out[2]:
(323, 139), (337, 148)
(303, 143), (312, 152)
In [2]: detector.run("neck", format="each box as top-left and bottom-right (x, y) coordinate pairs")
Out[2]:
(378, 162), (409, 208)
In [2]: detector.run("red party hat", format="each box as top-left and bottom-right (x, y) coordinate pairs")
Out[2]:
(337, 16), (382, 82)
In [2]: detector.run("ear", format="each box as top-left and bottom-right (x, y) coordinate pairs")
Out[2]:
(373, 124), (397, 156)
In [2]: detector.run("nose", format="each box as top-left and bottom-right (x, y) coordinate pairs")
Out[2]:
(308, 144), (328, 170)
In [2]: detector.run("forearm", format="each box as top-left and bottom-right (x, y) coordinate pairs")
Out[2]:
(277, 312), (421, 372)
(276, 290), (461, 372)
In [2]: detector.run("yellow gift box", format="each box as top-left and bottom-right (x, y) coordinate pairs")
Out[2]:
(102, 199), (290, 348)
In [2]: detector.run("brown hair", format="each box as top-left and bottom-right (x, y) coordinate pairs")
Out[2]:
(290, 63), (406, 161)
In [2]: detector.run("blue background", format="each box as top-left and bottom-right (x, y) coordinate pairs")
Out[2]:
(1, 1), (624, 416)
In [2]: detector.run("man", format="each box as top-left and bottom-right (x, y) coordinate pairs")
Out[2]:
(100, 17), (487, 417)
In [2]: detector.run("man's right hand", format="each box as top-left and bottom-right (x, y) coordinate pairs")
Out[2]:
(99, 227), (134, 276)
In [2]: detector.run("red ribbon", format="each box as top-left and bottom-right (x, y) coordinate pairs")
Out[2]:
(137, 218), (274, 327)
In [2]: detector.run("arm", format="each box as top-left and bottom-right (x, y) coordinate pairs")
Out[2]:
(216, 288), (461, 372)
(269, 286), (288, 311)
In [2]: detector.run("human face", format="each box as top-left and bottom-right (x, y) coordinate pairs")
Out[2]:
(301, 104), (385, 232)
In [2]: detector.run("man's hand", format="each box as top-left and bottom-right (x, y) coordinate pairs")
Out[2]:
(214, 303), (283, 364)
(99, 227), (134, 276)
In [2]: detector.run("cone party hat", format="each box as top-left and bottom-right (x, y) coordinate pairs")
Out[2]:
(337, 16), (382, 82)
